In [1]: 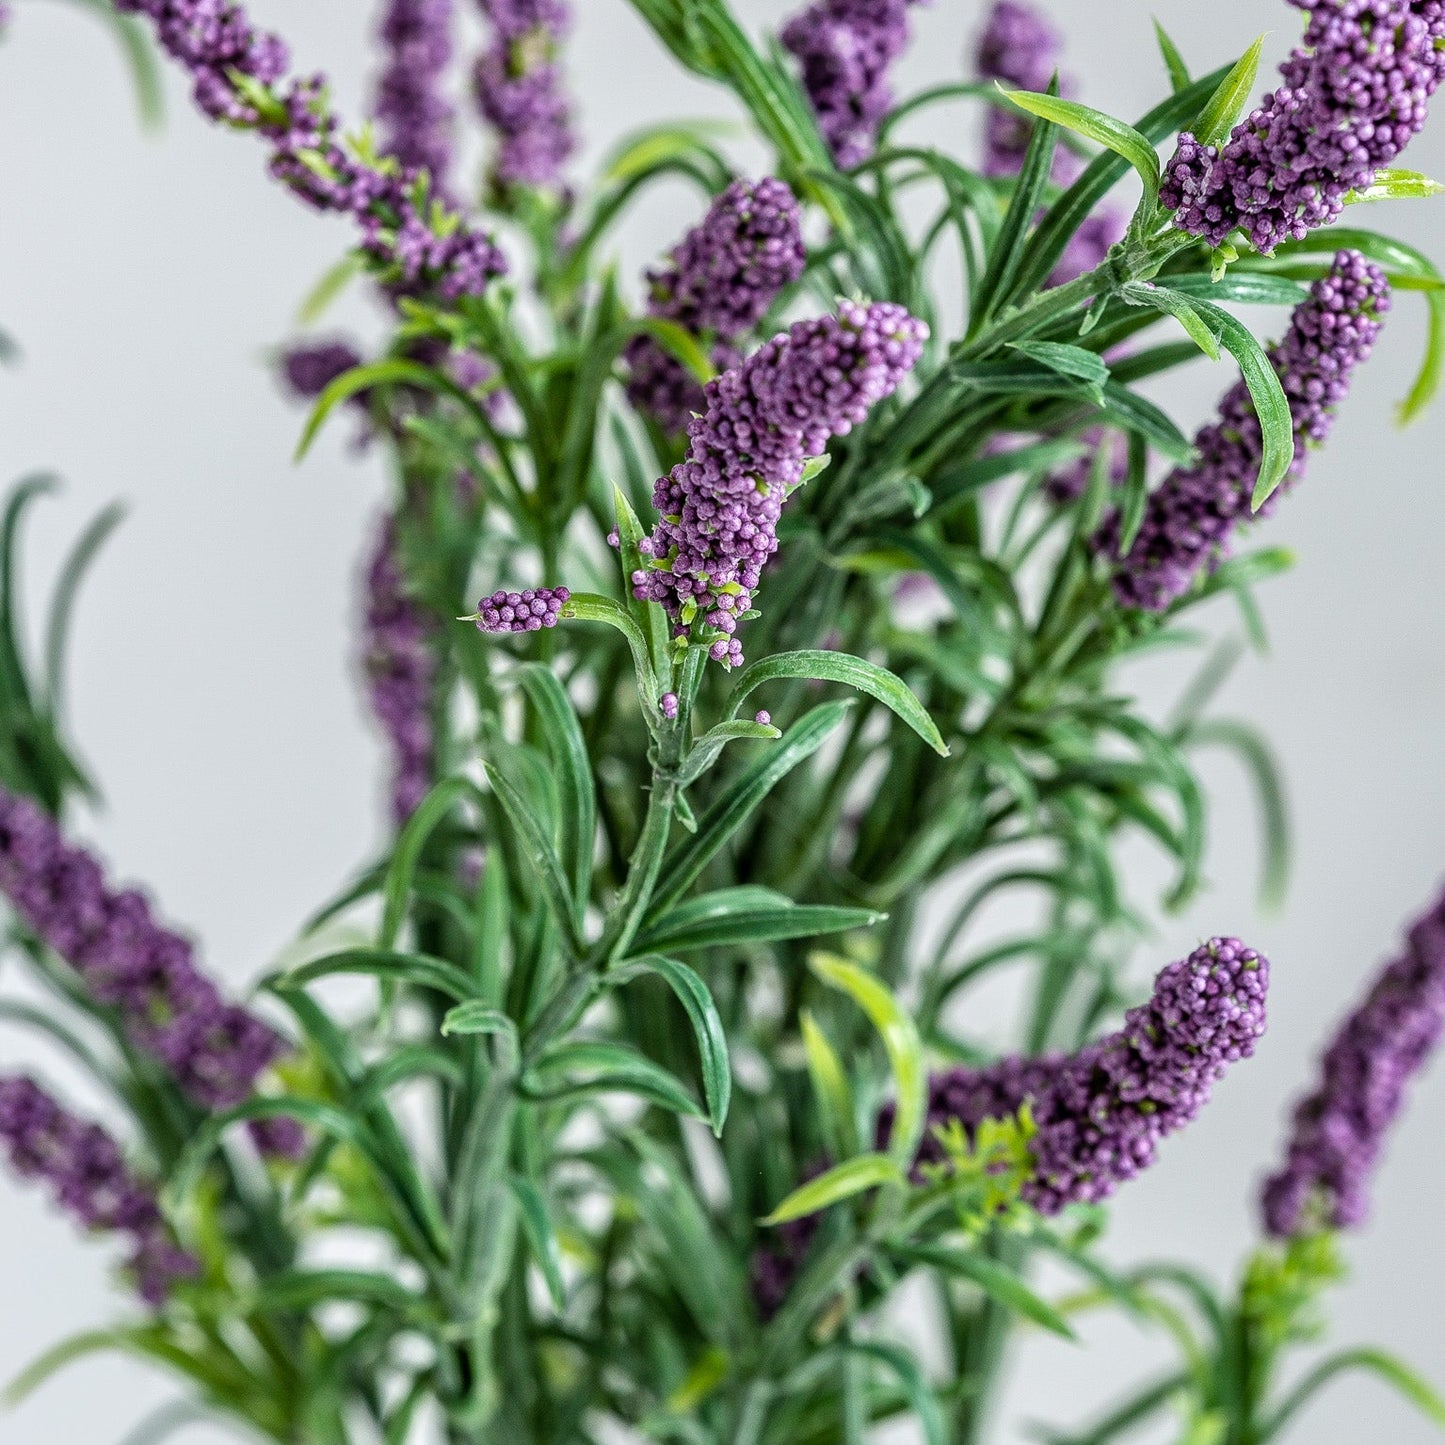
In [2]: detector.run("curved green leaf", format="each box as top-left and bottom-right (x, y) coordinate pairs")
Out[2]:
(508, 1174), (567, 1310)
(894, 1243), (1076, 1340)
(760, 1153), (902, 1226)
(609, 954), (732, 1134)
(637, 902), (883, 955)
(1259, 1347), (1445, 1440)
(440, 1003), (520, 1048)
(800, 1009), (859, 1161)
(1191, 36), (1264, 148)
(676, 719), (783, 787)
(725, 650), (947, 755)
(809, 954), (925, 1166)
(278, 947), (478, 1003)
(527, 1041), (705, 1122)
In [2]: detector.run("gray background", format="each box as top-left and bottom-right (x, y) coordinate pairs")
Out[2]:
(2, 1), (1443, 1440)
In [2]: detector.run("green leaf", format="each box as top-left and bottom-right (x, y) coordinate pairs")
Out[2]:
(516, 665), (597, 910)
(648, 701), (853, 917)
(279, 946), (478, 1002)
(558, 590), (657, 700)
(1100, 380), (1196, 465)
(527, 1041), (705, 1121)
(254, 1268), (422, 1314)
(440, 1003), (520, 1047)
(1009, 341), (1111, 393)
(838, 1340), (946, 1445)
(1259, 1347), (1445, 1440)
(809, 954), (925, 1166)
(1119, 281), (1220, 360)
(508, 1174), (567, 1311)
(1165, 272), (1310, 307)
(379, 774), (483, 949)
(725, 650), (948, 755)
(1344, 168), (1445, 204)
(999, 89), (1160, 208)
(1153, 20), (1192, 93)
(892, 1243), (1076, 1339)
(636, 903), (884, 955)
(297, 253), (367, 324)
(610, 953), (732, 1134)
(481, 752), (585, 958)
(43, 500), (126, 717)
(760, 1153), (903, 1225)
(677, 719), (782, 788)
(631, 316), (716, 385)
(800, 1009), (860, 1161)
(1192, 36), (1264, 148)
(602, 121), (735, 188)
(59, 0), (164, 130)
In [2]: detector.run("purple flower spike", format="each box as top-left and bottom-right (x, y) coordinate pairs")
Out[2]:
(280, 340), (364, 400)
(975, 1), (1066, 176)
(0, 789), (288, 1117)
(473, 0), (575, 189)
(475, 585), (570, 633)
(364, 517), (438, 824)
(1262, 885), (1445, 1238)
(114, 0), (505, 303)
(633, 300), (928, 666)
(974, 1), (1126, 285)
(375, 0), (456, 190)
(1107, 251), (1389, 611)
(782, 0), (926, 167)
(0, 1075), (199, 1305)
(906, 938), (1269, 1213)
(1162, 0), (1445, 254)
(626, 178), (808, 435)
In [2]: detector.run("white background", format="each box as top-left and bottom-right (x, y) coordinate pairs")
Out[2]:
(2, 2), (1444, 1440)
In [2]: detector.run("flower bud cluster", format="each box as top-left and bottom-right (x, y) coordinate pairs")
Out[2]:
(473, 0), (574, 188)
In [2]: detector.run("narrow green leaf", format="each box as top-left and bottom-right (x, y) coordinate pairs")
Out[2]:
(1009, 340), (1111, 392)
(725, 650), (948, 755)
(527, 1041), (705, 1121)
(800, 1009), (859, 1161)
(59, 0), (164, 130)
(893, 1243), (1077, 1340)
(1120, 281), (1220, 361)
(1344, 168), (1445, 204)
(1100, 380), (1196, 464)
(637, 903), (884, 955)
(516, 665), (597, 910)
(610, 953), (732, 1134)
(279, 946), (478, 1002)
(648, 701), (853, 917)
(297, 253), (367, 324)
(632, 316), (716, 384)
(1000, 89), (1160, 208)
(1166, 272), (1310, 306)
(254, 1268), (421, 1314)
(1192, 36), (1264, 148)
(482, 754), (585, 957)
(440, 1003), (520, 1046)
(760, 1153), (903, 1226)
(379, 775), (482, 949)
(1153, 20), (1192, 93)
(43, 500), (126, 715)
(1260, 1348), (1445, 1440)
(508, 1174), (567, 1310)
(809, 954), (925, 1166)
(677, 719), (782, 788)
(558, 590), (657, 699)
(838, 1340), (946, 1445)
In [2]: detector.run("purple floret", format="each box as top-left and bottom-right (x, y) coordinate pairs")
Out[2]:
(472, 0), (574, 188)
(280, 340), (364, 400)
(0, 789), (286, 1115)
(474, 585), (570, 633)
(0, 1075), (199, 1305)
(1106, 251), (1389, 611)
(114, 0), (505, 302)
(1162, 0), (1445, 253)
(906, 938), (1269, 1213)
(781, 0), (926, 167)
(375, 0), (456, 189)
(364, 516), (438, 824)
(633, 300), (928, 665)
(1262, 885), (1445, 1237)
(625, 177), (807, 434)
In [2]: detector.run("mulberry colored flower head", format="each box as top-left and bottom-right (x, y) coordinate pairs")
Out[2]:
(280, 340), (364, 400)
(375, 0), (456, 187)
(364, 516), (438, 824)
(625, 177), (807, 434)
(1108, 251), (1389, 611)
(1262, 885), (1445, 1237)
(1162, 1), (1445, 254)
(781, 0), (925, 168)
(974, 1), (1126, 284)
(0, 789), (286, 1114)
(473, 0), (574, 189)
(907, 938), (1269, 1213)
(975, 0), (1066, 176)
(114, 0), (505, 302)
(633, 300), (928, 665)
(474, 585), (570, 633)
(0, 1075), (198, 1305)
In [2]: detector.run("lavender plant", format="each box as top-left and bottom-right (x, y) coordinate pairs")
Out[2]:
(4, 1), (1445, 1441)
